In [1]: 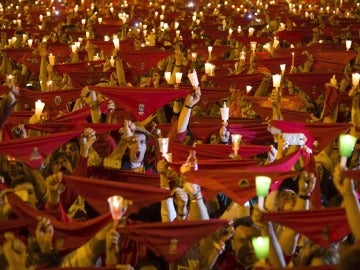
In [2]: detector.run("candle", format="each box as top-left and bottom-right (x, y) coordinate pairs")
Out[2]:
(175, 72), (182, 84)
(158, 138), (169, 157)
(240, 51), (246, 62)
(255, 176), (271, 210)
(280, 64), (286, 74)
(339, 134), (357, 168)
(98, 17), (102, 24)
(272, 74), (281, 89)
(47, 80), (53, 91)
(113, 36), (120, 50)
(6, 75), (13, 87)
(35, 99), (45, 116)
(220, 102), (229, 122)
(208, 46), (213, 60)
(107, 195), (124, 228)
(346, 40), (352, 51)
(246, 85), (252, 94)
(71, 44), (77, 53)
(291, 52), (295, 67)
(252, 236), (270, 261)
(164, 71), (171, 83)
(250, 41), (257, 53)
(248, 27), (254, 36)
(110, 56), (115, 67)
(352, 73), (360, 87)
(48, 53), (55, 65)
(191, 52), (197, 61)
(204, 62), (212, 75)
(187, 69), (199, 87)
(231, 134), (242, 157)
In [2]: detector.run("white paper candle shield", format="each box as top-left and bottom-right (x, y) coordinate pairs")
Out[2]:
(175, 72), (182, 84)
(346, 40), (352, 51)
(107, 195), (124, 221)
(352, 73), (360, 86)
(35, 100), (45, 116)
(272, 74), (281, 88)
(48, 53), (55, 65)
(220, 102), (229, 122)
(164, 71), (171, 83)
(246, 85), (252, 94)
(187, 70), (199, 87)
(113, 36), (120, 50)
(280, 64), (286, 74)
(158, 138), (169, 156)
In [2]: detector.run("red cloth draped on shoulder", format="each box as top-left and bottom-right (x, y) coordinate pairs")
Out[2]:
(7, 193), (112, 254)
(285, 72), (345, 100)
(271, 120), (352, 153)
(263, 207), (350, 248)
(62, 174), (170, 215)
(93, 86), (191, 121)
(18, 88), (82, 113)
(0, 130), (83, 168)
(206, 73), (264, 89)
(184, 149), (302, 205)
(118, 219), (229, 262)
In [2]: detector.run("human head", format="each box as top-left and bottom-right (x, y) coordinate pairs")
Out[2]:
(338, 243), (360, 270)
(9, 175), (37, 209)
(49, 151), (73, 175)
(128, 131), (148, 164)
(231, 217), (261, 268)
(59, 139), (80, 167)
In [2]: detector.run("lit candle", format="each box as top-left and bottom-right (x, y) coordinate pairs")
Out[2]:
(220, 102), (229, 122)
(175, 72), (182, 84)
(346, 40), (352, 51)
(246, 85), (252, 94)
(252, 236), (270, 261)
(231, 134), (242, 157)
(250, 41), (257, 53)
(204, 62), (212, 75)
(6, 75), (13, 87)
(280, 64), (286, 74)
(191, 52), (197, 61)
(291, 52), (295, 67)
(187, 69), (199, 87)
(272, 74), (281, 89)
(110, 56), (115, 67)
(339, 134), (357, 168)
(352, 73), (360, 87)
(164, 71), (171, 84)
(107, 195), (124, 228)
(98, 17), (102, 24)
(255, 176), (271, 210)
(48, 53), (55, 65)
(248, 27), (254, 36)
(47, 80), (53, 91)
(35, 99), (45, 116)
(113, 36), (120, 50)
(158, 138), (169, 157)
(208, 46), (213, 60)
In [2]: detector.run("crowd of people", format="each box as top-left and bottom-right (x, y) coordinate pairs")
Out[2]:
(0, 0), (360, 269)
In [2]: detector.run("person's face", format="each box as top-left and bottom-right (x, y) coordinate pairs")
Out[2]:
(231, 225), (260, 267)
(14, 183), (37, 209)
(51, 155), (73, 174)
(60, 142), (79, 164)
(209, 134), (218, 144)
(129, 133), (147, 163)
(278, 189), (297, 211)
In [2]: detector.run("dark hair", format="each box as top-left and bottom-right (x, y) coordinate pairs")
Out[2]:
(135, 258), (162, 270)
(338, 244), (360, 270)
(233, 216), (254, 229)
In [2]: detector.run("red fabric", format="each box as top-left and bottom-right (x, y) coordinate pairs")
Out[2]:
(49, 106), (90, 123)
(263, 207), (351, 248)
(252, 104), (311, 122)
(345, 169), (360, 181)
(1, 111), (35, 141)
(119, 48), (172, 74)
(258, 54), (307, 73)
(275, 30), (313, 45)
(0, 130), (82, 168)
(66, 71), (113, 87)
(4, 48), (33, 63)
(207, 73), (264, 89)
(285, 72), (345, 100)
(321, 86), (340, 120)
(25, 122), (122, 134)
(118, 219), (228, 262)
(62, 174), (170, 215)
(47, 44), (71, 63)
(167, 142), (268, 163)
(233, 35), (271, 45)
(246, 95), (305, 111)
(7, 193), (112, 254)
(19, 88), (82, 113)
(53, 62), (90, 74)
(194, 45), (231, 60)
(271, 120), (352, 153)
(18, 51), (42, 73)
(90, 40), (134, 55)
(184, 150), (302, 205)
(94, 86), (191, 121)
(313, 51), (357, 72)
